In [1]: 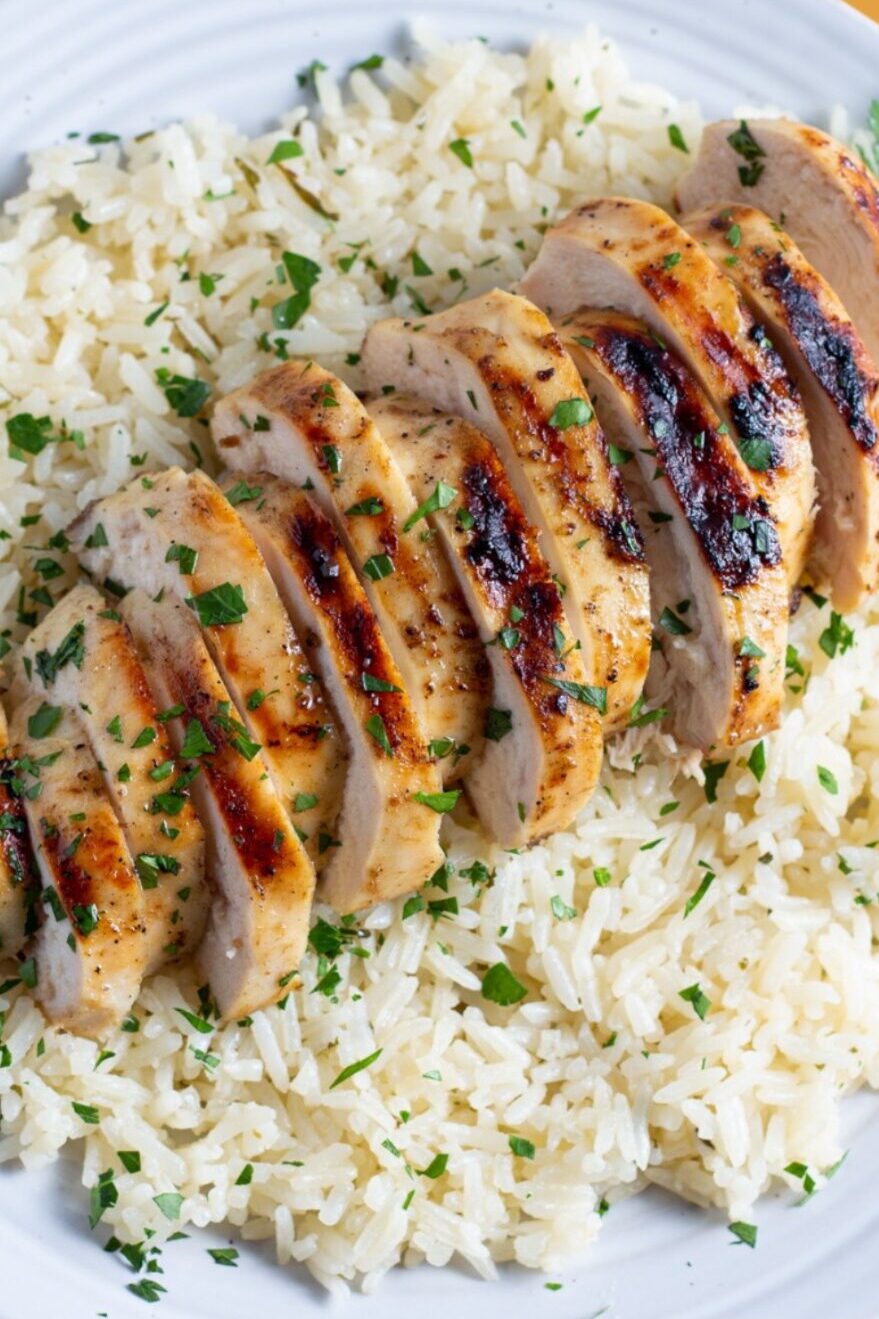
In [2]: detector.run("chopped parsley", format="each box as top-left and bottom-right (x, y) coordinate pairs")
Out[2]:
(267, 138), (304, 166)
(726, 119), (766, 187)
(27, 703), (62, 739)
(548, 397), (592, 430)
(480, 962), (527, 1006)
(72, 1100), (101, 1125)
(208, 1247), (239, 1267)
(542, 677), (607, 714)
(551, 895), (576, 920)
(403, 480), (457, 532)
(819, 611), (854, 659)
(728, 1220), (758, 1248)
(225, 479), (264, 507)
(165, 542), (198, 575)
(273, 251), (321, 330)
(678, 982), (711, 1020)
(411, 789), (461, 814)
(703, 760), (729, 803)
(363, 553), (395, 581)
(449, 138), (474, 168)
(346, 496), (384, 517)
(365, 713), (393, 757)
(186, 582), (247, 626)
(667, 123), (689, 153)
(155, 368), (211, 418)
(175, 1008), (213, 1034)
(34, 620), (85, 685)
(747, 740), (766, 783)
(361, 672), (400, 694)
(329, 1047), (382, 1090)
(737, 435), (774, 471)
(484, 706), (513, 742)
(418, 1152), (449, 1179)
(659, 605), (691, 636)
(153, 1192), (184, 1221)
(684, 871), (715, 918)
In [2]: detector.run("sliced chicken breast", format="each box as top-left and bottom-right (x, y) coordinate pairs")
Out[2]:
(520, 198), (816, 588)
(675, 117), (879, 369)
(0, 701), (38, 957)
(14, 584), (208, 969)
(68, 467), (341, 856)
(560, 310), (787, 750)
(684, 202), (879, 609)
(367, 395), (604, 843)
(361, 289), (652, 731)
(119, 590), (315, 1020)
(226, 475), (445, 911)
(211, 364), (489, 779)
(9, 698), (147, 1036)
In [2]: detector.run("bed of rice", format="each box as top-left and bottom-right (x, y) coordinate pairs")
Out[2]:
(0, 22), (877, 1300)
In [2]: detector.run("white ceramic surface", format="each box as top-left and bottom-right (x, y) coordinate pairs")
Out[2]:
(1, 0), (878, 1315)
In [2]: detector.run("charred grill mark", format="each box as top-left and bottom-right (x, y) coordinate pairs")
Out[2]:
(0, 770), (36, 892)
(114, 617), (169, 721)
(462, 461), (528, 602)
(507, 578), (575, 717)
(163, 664), (292, 885)
(762, 251), (878, 451)
(459, 463), (579, 719)
(476, 353), (645, 565)
(287, 504), (416, 756)
(41, 815), (133, 919)
(727, 385), (786, 470)
(590, 322), (782, 590)
(639, 263), (794, 472)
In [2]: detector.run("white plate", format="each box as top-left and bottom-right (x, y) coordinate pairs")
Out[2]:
(2, 0), (879, 1315)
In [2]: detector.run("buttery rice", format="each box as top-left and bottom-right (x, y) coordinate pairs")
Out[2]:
(0, 23), (877, 1299)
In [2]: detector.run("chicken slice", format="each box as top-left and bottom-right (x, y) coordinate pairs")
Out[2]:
(520, 198), (816, 588)
(119, 590), (315, 1020)
(368, 395), (604, 843)
(361, 289), (652, 731)
(684, 202), (879, 609)
(14, 584), (208, 969)
(0, 700), (38, 957)
(211, 363), (489, 778)
(675, 117), (879, 369)
(68, 467), (341, 856)
(560, 310), (787, 750)
(9, 698), (147, 1036)
(226, 475), (444, 911)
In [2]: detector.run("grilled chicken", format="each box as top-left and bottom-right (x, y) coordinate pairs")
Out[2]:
(119, 590), (314, 1020)
(675, 117), (879, 369)
(225, 475), (445, 911)
(560, 310), (787, 749)
(14, 584), (208, 969)
(361, 289), (652, 731)
(520, 198), (816, 588)
(368, 395), (604, 843)
(211, 364), (489, 779)
(0, 700), (37, 957)
(9, 698), (146, 1035)
(684, 203), (879, 609)
(68, 467), (341, 856)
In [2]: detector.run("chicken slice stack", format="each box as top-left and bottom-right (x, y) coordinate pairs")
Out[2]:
(5, 112), (878, 1037)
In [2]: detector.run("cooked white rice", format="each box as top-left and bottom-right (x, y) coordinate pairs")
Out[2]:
(0, 22), (877, 1302)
